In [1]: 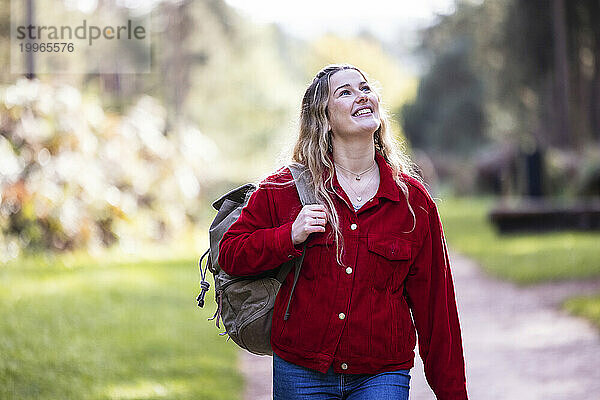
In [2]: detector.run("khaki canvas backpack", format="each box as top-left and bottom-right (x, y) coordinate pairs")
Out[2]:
(196, 164), (316, 355)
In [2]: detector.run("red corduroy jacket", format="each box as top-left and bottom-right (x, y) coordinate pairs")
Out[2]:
(219, 151), (468, 399)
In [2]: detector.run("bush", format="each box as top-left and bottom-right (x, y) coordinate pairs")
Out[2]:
(0, 79), (219, 261)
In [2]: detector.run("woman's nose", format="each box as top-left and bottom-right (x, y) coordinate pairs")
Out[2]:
(356, 93), (368, 103)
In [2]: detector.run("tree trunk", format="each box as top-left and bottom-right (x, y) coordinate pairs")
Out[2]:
(161, 0), (192, 128)
(551, 0), (571, 147)
(590, 0), (600, 142)
(25, 0), (35, 79)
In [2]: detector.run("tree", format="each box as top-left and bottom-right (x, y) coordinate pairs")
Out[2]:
(401, 23), (486, 156)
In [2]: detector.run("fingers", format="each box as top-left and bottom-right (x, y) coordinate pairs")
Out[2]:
(302, 204), (326, 217)
(301, 205), (327, 221)
(305, 224), (326, 234)
(303, 210), (326, 233)
(309, 212), (327, 222)
(301, 211), (327, 227)
(303, 204), (326, 211)
(291, 205), (328, 245)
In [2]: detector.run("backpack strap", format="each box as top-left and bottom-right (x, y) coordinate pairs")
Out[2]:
(281, 164), (317, 321)
(289, 163), (317, 205)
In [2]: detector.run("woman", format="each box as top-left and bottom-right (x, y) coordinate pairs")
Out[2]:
(219, 64), (468, 399)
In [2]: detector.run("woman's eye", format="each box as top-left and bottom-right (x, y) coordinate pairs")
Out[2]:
(340, 90), (351, 96)
(361, 86), (371, 92)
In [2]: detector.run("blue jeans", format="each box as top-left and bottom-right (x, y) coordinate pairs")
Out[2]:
(273, 353), (410, 400)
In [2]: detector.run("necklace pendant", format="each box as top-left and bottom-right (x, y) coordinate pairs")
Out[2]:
(355, 176), (361, 181)
(357, 196), (362, 202)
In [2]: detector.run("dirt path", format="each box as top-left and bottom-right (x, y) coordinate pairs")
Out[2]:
(239, 350), (272, 400)
(241, 251), (600, 400)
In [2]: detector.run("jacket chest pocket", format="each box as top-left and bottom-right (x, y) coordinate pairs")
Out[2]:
(367, 234), (412, 292)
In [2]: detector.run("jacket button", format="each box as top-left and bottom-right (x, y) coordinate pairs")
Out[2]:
(345, 267), (353, 274)
(350, 223), (357, 230)
(341, 363), (348, 370)
(338, 312), (346, 320)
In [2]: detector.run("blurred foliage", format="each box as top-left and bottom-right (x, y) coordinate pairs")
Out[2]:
(0, 0), (419, 256)
(0, 78), (217, 260)
(402, 0), (600, 197)
(402, 37), (486, 156)
(184, 21), (307, 179)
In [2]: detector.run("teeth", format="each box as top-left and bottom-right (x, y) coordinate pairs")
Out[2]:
(354, 108), (372, 116)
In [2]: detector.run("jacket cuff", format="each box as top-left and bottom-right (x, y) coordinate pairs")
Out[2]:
(274, 221), (304, 261)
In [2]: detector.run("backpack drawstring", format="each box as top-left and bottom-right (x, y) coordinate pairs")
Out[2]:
(198, 249), (226, 335)
(209, 290), (223, 329)
(196, 249), (211, 308)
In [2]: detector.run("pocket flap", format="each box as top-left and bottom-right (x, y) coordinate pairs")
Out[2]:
(367, 234), (411, 260)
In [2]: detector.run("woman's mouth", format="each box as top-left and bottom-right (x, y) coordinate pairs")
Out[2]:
(352, 107), (373, 117)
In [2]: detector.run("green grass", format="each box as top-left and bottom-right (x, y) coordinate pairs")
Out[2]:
(563, 295), (600, 329)
(0, 251), (242, 400)
(437, 196), (600, 332)
(436, 197), (600, 284)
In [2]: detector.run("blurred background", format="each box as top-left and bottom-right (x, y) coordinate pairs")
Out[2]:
(1, 0), (599, 399)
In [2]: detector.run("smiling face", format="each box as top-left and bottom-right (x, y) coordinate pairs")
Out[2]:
(326, 68), (381, 139)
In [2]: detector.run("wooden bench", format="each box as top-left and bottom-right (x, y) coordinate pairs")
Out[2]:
(489, 198), (600, 233)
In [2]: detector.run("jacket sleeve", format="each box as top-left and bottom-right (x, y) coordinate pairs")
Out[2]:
(404, 199), (468, 400)
(218, 183), (303, 276)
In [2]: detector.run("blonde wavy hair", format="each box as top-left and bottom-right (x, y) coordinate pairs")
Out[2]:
(271, 64), (421, 266)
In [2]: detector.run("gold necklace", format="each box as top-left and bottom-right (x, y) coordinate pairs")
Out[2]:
(336, 165), (377, 203)
(334, 160), (376, 181)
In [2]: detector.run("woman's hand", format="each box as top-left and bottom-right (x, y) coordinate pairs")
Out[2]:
(291, 205), (327, 245)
